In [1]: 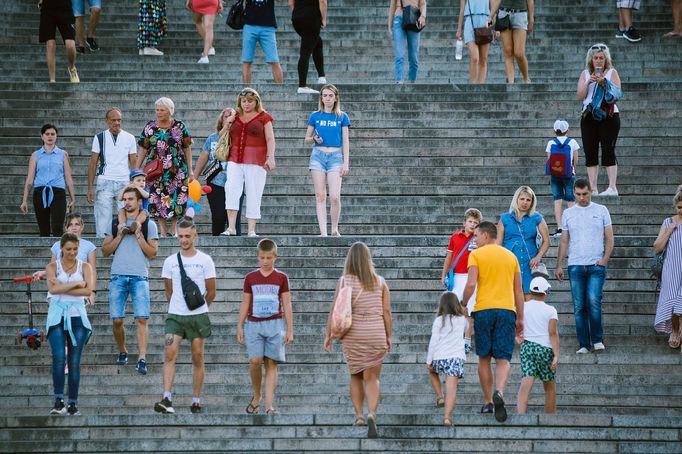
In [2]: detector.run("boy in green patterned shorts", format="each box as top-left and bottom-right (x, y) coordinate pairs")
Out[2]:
(517, 276), (560, 414)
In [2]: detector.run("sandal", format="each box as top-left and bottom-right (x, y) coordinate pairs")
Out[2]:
(435, 397), (445, 408)
(669, 330), (681, 349)
(663, 31), (682, 38)
(367, 413), (378, 439)
(265, 408), (279, 415)
(480, 402), (494, 413)
(354, 416), (365, 426)
(245, 398), (260, 414)
(443, 418), (453, 427)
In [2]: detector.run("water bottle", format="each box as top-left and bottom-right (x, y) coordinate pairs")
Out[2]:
(455, 39), (463, 60)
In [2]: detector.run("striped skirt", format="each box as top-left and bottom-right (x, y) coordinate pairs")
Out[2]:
(342, 314), (387, 375)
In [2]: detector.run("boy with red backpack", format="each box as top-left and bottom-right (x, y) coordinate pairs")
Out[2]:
(545, 119), (580, 237)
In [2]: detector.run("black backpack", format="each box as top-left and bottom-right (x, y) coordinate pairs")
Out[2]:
(177, 253), (206, 311)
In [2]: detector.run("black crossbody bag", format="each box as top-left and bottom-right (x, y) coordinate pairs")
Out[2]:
(177, 253), (206, 311)
(400, 0), (425, 32)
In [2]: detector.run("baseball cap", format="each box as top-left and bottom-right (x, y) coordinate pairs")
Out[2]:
(129, 169), (147, 180)
(553, 119), (569, 134)
(529, 276), (551, 295)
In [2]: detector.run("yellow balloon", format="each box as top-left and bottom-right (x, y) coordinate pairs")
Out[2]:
(188, 180), (202, 202)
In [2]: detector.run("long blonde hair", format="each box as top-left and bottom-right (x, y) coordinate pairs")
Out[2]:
(235, 87), (264, 116)
(509, 186), (537, 218)
(585, 43), (613, 74)
(318, 84), (342, 117)
(343, 242), (378, 291)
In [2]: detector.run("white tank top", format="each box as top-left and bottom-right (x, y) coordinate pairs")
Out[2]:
(582, 68), (619, 113)
(48, 259), (86, 316)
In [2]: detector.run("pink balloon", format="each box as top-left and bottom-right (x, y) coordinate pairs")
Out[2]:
(186, 207), (195, 218)
(202, 185), (212, 194)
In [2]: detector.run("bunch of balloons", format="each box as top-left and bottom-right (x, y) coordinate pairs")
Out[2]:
(186, 180), (212, 219)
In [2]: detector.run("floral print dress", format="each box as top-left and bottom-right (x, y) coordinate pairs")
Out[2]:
(138, 119), (192, 220)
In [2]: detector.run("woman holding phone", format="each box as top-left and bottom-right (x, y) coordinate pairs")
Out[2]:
(576, 43), (622, 196)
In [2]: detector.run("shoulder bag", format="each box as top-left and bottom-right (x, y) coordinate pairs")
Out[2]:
(177, 252), (206, 311)
(494, 11), (511, 31)
(330, 276), (363, 339)
(143, 155), (163, 182)
(400, 0), (425, 32)
(444, 236), (474, 293)
(214, 130), (231, 162)
(468, 2), (493, 45)
(514, 217), (549, 279)
(227, 0), (245, 30)
(650, 218), (670, 289)
(201, 158), (222, 183)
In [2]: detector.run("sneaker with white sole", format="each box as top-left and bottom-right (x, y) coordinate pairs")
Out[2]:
(317, 76), (327, 84)
(593, 342), (606, 352)
(68, 66), (80, 83)
(247, 231), (258, 237)
(67, 403), (81, 416)
(154, 397), (175, 414)
(141, 47), (163, 56)
(136, 358), (148, 375)
(85, 37), (100, 52)
(599, 187), (619, 196)
(576, 347), (590, 354)
(197, 56), (209, 64)
(116, 351), (128, 365)
(615, 29), (626, 38)
(50, 398), (66, 415)
(623, 27), (642, 42)
(220, 229), (236, 236)
(208, 47), (215, 55)
(297, 86), (319, 94)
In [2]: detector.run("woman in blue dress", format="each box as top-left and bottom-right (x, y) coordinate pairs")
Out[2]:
(497, 186), (550, 297)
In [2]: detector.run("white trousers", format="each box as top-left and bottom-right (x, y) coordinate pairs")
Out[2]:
(225, 162), (267, 220)
(454, 273), (477, 316)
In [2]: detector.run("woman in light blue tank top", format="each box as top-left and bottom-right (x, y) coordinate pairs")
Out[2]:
(20, 124), (76, 237)
(456, 0), (492, 83)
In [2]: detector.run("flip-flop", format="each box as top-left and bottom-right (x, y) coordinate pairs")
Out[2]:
(354, 416), (365, 426)
(367, 413), (378, 438)
(435, 397), (445, 408)
(668, 330), (681, 349)
(245, 398), (260, 414)
(443, 418), (453, 427)
(493, 391), (507, 422)
(663, 31), (682, 38)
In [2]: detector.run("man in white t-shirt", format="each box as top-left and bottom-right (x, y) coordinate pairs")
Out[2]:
(86, 108), (137, 237)
(517, 276), (559, 415)
(155, 218), (216, 415)
(555, 178), (614, 354)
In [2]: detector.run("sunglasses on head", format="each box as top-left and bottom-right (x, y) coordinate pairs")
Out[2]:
(590, 45), (607, 51)
(240, 90), (257, 97)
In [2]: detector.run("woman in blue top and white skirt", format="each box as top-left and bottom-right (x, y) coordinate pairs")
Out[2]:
(304, 84), (350, 236)
(45, 232), (94, 416)
(497, 186), (550, 298)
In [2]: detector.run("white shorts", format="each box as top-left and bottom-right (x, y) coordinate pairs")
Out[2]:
(225, 162), (267, 219)
(616, 0), (640, 9)
(453, 273), (476, 316)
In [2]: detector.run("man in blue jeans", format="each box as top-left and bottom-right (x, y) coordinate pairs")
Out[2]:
(102, 187), (159, 374)
(555, 178), (614, 354)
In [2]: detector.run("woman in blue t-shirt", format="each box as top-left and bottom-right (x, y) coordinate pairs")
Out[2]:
(497, 186), (550, 297)
(304, 84), (350, 236)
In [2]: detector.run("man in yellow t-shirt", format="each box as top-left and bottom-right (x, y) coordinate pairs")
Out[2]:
(462, 221), (524, 423)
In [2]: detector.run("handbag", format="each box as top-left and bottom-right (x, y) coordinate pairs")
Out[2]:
(143, 156), (163, 182)
(201, 158), (222, 183)
(177, 253), (206, 311)
(514, 216), (548, 279)
(226, 0), (245, 30)
(214, 131), (231, 162)
(330, 276), (362, 339)
(400, 0), (425, 32)
(494, 12), (511, 31)
(444, 236), (475, 293)
(468, 2), (493, 45)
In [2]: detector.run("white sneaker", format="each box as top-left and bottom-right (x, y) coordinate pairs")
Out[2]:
(141, 47), (163, 56)
(67, 66), (80, 83)
(208, 47), (215, 56)
(247, 231), (258, 237)
(576, 347), (590, 354)
(197, 56), (209, 64)
(317, 76), (327, 84)
(592, 190), (599, 196)
(220, 229), (236, 236)
(593, 342), (606, 351)
(599, 187), (619, 197)
(297, 86), (319, 94)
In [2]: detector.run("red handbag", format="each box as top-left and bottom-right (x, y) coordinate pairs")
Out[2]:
(143, 156), (163, 181)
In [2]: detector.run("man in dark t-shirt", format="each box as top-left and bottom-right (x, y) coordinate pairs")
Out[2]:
(241, 0), (284, 84)
(38, 0), (79, 82)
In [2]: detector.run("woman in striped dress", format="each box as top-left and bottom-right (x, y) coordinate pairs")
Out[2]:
(653, 185), (682, 350)
(324, 242), (393, 438)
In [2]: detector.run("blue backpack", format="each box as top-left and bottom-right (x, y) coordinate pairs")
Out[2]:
(545, 137), (573, 179)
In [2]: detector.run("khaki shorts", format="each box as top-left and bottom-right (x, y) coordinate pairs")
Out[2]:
(165, 313), (211, 340)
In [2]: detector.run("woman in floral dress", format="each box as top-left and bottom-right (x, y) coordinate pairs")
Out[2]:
(137, 0), (168, 55)
(136, 97), (193, 237)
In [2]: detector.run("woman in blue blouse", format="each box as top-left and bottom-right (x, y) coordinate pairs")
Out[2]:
(20, 124), (76, 237)
(304, 84), (350, 236)
(497, 186), (550, 297)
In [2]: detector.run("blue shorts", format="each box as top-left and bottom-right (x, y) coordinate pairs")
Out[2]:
(72, 0), (102, 17)
(498, 9), (528, 31)
(244, 318), (286, 362)
(550, 176), (576, 202)
(242, 24), (279, 63)
(108, 275), (151, 319)
(309, 148), (343, 173)
(473, 309), (516, 361)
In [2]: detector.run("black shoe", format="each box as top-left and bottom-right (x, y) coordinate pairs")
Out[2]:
(76, 46), (86, 54)
(154, 397), (175, 414)
(623, 27), (642, 42)
(190, 402), (202, 414)
(135, 358), (147, 375)
(553, 228), (563, 237)
(50, 398), (66, 415)
(493, 390), (507, 422)
(116, 351), (128, 365)
(67, 403), (80, 416)
(85, 37), (100, 52)
(480, 402), (494, 413)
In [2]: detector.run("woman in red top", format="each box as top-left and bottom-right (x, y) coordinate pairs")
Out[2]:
(222, 88), (276, 237)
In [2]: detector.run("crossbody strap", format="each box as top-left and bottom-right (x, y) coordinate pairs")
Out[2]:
(177, 252), (187, 280)
(96, 132), (105, 176)
(448, 236), (474, 275)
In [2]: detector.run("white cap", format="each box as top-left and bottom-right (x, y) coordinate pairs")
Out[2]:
(553, 119), (569, 133)
(529, 276), (551, 295)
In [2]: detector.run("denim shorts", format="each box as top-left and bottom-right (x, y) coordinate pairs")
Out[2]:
(242, 24), (279, 63)
(549, 176), (576, 202)
(308, 148), (343, 173)
(498, 9), (528, 30)
(165, 313), (211, 340)
(473, 308), (516, 361)
(244, 318), (286, 362)
(72, 0), (102, 17)
(108, 275), (150, 319)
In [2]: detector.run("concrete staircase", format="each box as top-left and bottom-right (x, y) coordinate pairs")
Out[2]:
(1, 0), (681, 452)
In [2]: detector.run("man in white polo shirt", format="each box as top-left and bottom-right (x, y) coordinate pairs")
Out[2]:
(86, 107), (137, 237)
